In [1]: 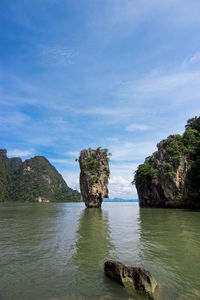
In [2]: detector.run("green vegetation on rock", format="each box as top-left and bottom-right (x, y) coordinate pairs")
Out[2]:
(80, 147), (111, 184)
(79, 147), (110, 208)
(133, 117), (200, 208)
(0, 150), (81, 202)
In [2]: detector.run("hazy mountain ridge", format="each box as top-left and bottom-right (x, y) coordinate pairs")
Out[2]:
(104, 198), (138, 202)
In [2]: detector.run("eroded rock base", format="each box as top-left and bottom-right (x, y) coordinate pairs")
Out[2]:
(104, 260), (158, 300)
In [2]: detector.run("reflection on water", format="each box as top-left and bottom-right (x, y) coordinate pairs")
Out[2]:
(0, 203), (200, 300)
(0, 203), (82, 300)
(73, 208), (113, 271)
(71, 208), (130, 299)
(138, 208), (200, 300)
(179, 289), (200, 300)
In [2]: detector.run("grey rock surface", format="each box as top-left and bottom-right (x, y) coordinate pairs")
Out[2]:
(79, 148), (110, 207)
(104, 260), (158, 300)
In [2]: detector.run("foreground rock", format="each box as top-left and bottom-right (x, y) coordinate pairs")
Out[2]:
(79, 147), (110, 207)
(179, 289), (200, 300)
(133, 117), (200, 208)
(104, 260), (158, 300)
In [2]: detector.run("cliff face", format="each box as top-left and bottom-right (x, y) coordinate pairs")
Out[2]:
(79, 148), (110, 207)
(134, 117), (200, 208)
(0, 150), (81, 202)
(136, 145), (190, 208)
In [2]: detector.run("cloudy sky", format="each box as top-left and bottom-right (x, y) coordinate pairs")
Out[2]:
(1, 0), (200, 199)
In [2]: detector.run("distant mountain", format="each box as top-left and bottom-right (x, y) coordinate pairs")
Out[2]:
(104, 198), (138, 202)
(0, 149), (81, 203)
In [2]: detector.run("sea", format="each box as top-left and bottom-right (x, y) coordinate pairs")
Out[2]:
(0, 201), (200, 300)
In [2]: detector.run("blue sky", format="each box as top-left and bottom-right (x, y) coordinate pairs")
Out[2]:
(1, 0), (200, 199)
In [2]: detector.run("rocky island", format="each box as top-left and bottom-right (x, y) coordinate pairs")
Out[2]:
(133, 117), (200, 208)
(0, 149), (81, 202)
(79, 147), (110, 207)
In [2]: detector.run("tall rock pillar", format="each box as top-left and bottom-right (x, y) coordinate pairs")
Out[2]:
(79, 148), (110, 208)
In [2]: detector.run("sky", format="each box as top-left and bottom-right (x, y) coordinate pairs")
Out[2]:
(1, 0), (200, 199)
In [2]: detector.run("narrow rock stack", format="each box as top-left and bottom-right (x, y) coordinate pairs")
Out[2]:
(79, 147), (110, 208)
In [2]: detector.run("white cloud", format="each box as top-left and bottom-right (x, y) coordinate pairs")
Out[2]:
(49, 158), (75, 165)
(183, 52), (200, 68)
(0, 112), (30, 127)
(110, 141), (157, 161)
(113, 0), (200, 27)
(39, 46), (79, 66)
(126, 124), (149, 132)
(110, 162), (138, 178)
(67, 151), (79, 157)
(93, 0), (200, 42)
(27, 136), (55, 146)
(109, 164), (137, 199)
(2, 96), (38, 107)
(189, 52), (200, 64)
(72, 106), (129, 117)
(67, 68), (200, 129)
(9, 76), (37, 94)
(61, 170), (80, 191)
(103, 140), (157, 198)
(109, 175), (137, 199)
(7, 149), (34, 158)
(119, 70), (200, 101)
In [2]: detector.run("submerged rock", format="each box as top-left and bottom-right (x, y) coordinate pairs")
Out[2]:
(104, 260), (158, 300)
(179, 289), (200, 300)
(79, 148), (110, 208)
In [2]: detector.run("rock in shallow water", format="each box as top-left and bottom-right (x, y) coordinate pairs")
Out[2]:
(104, 260), (158, 300)
(179, 289), (200, 300)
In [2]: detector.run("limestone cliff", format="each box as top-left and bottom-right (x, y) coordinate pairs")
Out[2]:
(133, 117), (200, 208)
(79, 147), (110, 207)
(0, 150), (81, 202)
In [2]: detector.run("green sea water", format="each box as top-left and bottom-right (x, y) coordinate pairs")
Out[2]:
(0, 202), (200, 300)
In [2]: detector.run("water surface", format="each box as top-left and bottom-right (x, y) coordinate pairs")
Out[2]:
(0, 202), (200, 300)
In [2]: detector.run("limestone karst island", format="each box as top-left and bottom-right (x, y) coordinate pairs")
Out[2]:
(0, 150), (80, 203)
(1, 117), (200, 300)
(1, 117), (200, 209)
(1, 1), (200, 299)
(79, 147), (110, 208)
(133, 116), (200, 209)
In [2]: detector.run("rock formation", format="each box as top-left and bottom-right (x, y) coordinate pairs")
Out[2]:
(79, 147), (110, 207)
(133, 117), (200, 208)
(0, 149), (81, 202)
(104, 260), (158, 300)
